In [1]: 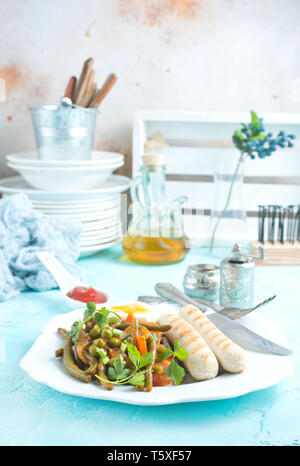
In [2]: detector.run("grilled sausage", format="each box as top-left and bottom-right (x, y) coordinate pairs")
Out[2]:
(179, 305), (246, 373)
(159, 312), (219, 381)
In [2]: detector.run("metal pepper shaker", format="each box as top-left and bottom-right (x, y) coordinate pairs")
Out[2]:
(220, 244), (264, 309)
(183, 264), (220, 303)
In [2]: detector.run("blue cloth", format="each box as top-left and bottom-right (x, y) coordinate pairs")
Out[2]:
(0, 193), (84, 301)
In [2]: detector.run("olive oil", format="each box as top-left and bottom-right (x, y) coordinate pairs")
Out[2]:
(123, 154), (188, 265)
(123, 234), (187, 264)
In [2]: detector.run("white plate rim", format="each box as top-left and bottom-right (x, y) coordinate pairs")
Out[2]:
(6, 150), (123, 167)
(32, 196), (119, 206)
(0, 175), (131, 198)
(34, 200), (120, 213)
(80, 230), (121, 245)
(45, 209), (120, 221)
(80, 234), (122, 247)
(82, 220), (121, 232)
(81, 222), (121, 238)
(79, 236), (122, 252)
(19, 306), (294, 406)
(7, 161), (124, 172)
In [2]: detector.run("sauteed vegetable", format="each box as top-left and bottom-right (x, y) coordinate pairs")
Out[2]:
(56, 302), (188, 392)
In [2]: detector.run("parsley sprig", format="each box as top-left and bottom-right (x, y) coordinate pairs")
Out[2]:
(70, 302), (120, 344)
(156, 339), (189, 386)
(95, 342), (153, 386)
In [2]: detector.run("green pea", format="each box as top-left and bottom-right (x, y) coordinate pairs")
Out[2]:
(85, 319), (95, 331)
(88, 344), (99, 357)
(112, 328), (123, 338)
(101, 328), (113, 339)
(153, 364), (164, 374)
(109, 337), (121, 348)
(89, 325), (101, 338)
(93, 338), (105, 348)
(107, 315), (119, 325)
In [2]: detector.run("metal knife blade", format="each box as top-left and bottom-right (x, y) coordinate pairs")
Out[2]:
(155, 283), (292, 356)
(206, 312), (292, 356)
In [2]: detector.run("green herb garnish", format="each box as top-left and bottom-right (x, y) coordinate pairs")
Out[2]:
(156, 339), (188, 386)
(83, 302), (97, 320)
(165, 360), (185, 386)
(128, 371), (146, 386)
(95, 342), (153, 387)
(107, 355), (132, 382)
(72, 303), (117, 344)
(156, 339), (188, 363)
(71, 320), (84, 344)
(93, 307), (110, 329)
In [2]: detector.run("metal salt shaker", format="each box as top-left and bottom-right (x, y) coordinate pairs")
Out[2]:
(220, 243), (264, 309)
(183, 264), (220, 303)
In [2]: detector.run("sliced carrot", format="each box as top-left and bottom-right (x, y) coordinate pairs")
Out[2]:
(136, 335), (147, 355)
(125, 311), (134, 323)
(141, 326), (151, 339)
(153, 360), (172, 386)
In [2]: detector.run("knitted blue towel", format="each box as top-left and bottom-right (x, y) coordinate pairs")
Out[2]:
(0, 193), (84, 301)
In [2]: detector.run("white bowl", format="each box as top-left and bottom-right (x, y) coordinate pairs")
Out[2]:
(6, 150), (123, 167)
(7, 160), (124, 191)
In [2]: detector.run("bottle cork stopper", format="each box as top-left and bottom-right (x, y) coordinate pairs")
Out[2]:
(141, 154), (165, 166)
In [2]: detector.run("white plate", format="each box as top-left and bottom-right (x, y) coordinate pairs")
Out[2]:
(44, 208), (120, 222)
(19, 305), (293, 406)
(80, 235), (120, 247)
(6, 150), (123, 167)
(81, 218), (121, 232)
(32, 199), (120, 211)
(79, 237), (123, 256)
(81, 225), (120, 239)
(34, 200), (120, 214)
(31, 195), (119, 207)
(80, 233), (122, 246)
(37, 201), (120, 214)
(80, 227), (121, 244)
(7, 160), (124, 191)
(0, 175), (131, 200)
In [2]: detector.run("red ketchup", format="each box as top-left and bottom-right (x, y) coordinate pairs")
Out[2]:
(67, 286), (107, 304)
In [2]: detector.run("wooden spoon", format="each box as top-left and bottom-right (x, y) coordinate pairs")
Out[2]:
(89, 73), (117, 108)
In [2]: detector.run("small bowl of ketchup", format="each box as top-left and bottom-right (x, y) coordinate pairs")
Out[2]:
(65, 286), (111, 310)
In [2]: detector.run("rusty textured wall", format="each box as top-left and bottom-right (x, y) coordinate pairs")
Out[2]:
(0, 0), (299, 178)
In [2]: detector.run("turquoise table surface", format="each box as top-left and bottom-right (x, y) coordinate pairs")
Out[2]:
(0, 245), (299, 446)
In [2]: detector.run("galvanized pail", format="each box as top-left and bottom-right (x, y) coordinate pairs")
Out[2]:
(30, 105), (98, 161)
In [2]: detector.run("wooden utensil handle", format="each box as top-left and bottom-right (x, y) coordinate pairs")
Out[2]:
(77, 69), (95, 107)
(89, 73), (117, 108)
(80, 81), (97, 108)
(73, 57), (94, 103)
(64, 76), (77, 101)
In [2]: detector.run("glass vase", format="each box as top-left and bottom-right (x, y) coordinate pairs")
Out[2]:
(209, 154), (248, 253)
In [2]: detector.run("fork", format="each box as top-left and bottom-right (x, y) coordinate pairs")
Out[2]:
(140, 283), (276, 320)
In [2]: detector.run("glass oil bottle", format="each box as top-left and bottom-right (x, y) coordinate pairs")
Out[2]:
(123, 154), (188, 264)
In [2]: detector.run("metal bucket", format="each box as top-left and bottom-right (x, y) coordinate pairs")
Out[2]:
(30, 105), (98, 161)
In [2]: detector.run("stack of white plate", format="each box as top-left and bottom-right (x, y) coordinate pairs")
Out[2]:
(6, 151), (124, 191)
(0, 174), (131, 257)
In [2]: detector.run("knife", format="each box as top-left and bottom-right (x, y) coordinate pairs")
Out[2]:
(155, 283), (292, 356)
